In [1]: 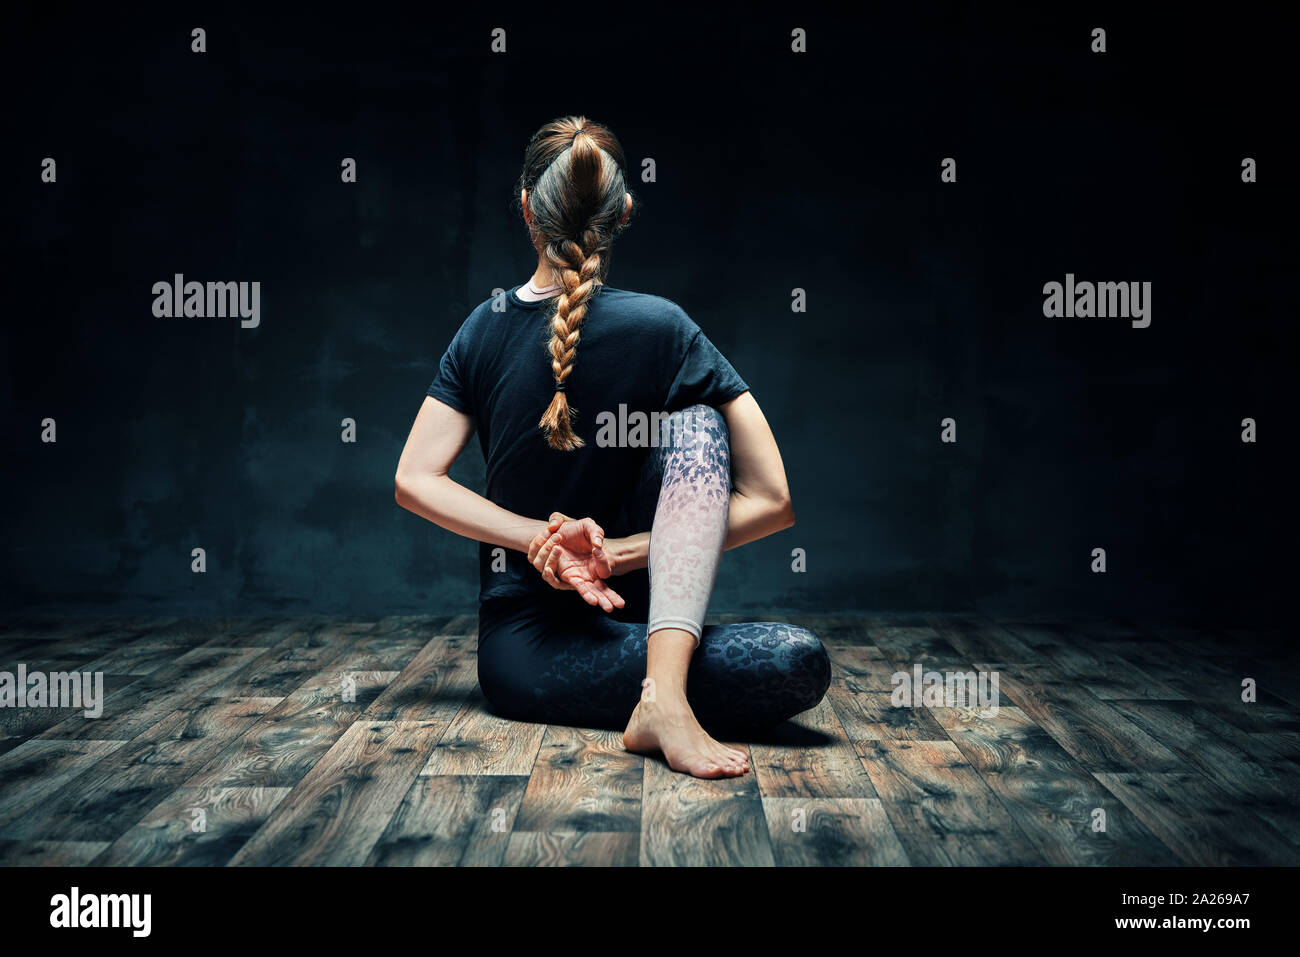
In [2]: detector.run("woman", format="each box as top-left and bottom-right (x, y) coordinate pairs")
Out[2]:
(395, 115), (830, 779)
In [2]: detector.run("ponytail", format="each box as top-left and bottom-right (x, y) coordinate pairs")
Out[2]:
(514, 116), (632, 451)
(538, 238), (603, 450)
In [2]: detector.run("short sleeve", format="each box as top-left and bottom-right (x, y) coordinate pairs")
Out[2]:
(426, 326), (472, 415)
(664, 328), (750, 411)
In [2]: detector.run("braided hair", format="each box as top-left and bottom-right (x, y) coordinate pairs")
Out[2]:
(515, 116), (633, 450)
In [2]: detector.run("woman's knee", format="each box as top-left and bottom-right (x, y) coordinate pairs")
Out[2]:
(695, 622), (831, 705)
(475, 618), (547, 723)
(690, 622), (831, 731)
(782, 625), (832, 708)
(476, 648), (529, 720)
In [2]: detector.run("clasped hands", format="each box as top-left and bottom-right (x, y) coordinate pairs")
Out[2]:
(526, 512), (626, 612)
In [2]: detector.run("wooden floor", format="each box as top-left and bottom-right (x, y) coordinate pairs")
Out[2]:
(0, 614), (1296, 866)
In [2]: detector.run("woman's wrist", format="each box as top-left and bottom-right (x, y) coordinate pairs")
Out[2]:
(605, 533), (650, 574)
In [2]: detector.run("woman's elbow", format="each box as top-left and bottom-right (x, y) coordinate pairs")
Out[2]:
(394, 469), (417, 509)
(772, 493), (795, 530)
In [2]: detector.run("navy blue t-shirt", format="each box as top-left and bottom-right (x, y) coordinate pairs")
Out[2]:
(426, 283), (749, 612)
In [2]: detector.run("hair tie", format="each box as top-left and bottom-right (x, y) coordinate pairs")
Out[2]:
(570, 128), (586, 142)
(554, 380), (567, 393)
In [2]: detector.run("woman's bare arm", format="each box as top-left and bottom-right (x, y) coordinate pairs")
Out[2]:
(601, 391), (795, 573)
(394, 396), (551, 552)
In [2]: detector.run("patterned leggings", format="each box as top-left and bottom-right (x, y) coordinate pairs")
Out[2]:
(477, 404), (831, 734)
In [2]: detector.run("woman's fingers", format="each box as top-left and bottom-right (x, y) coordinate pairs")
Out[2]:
(579, 517), (605, 548)
(542, 564), (572, 591)
(588, 581), (613, 612)
(553, 560), (625, 611)
(527, 529), (549, 565)
(543, 543), (564, 583)
(580, 577), (624, 611)
(528, 523), (563, 565)
(596, 579), (625, 609)
(530, 511), (621, 604)
(532, 532), (561, 572)
(566, 575), (602, 607)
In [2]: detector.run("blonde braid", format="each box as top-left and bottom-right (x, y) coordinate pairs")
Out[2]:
(538, 237), (604, 450)
(517, 115), (631, 448)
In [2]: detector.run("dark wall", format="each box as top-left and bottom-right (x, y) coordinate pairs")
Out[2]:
(5, 4), (1295, 621)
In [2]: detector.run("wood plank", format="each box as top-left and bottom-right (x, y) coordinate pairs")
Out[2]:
(108, 698), (284, 789)
(94, 785), (293, 866)
(332, 616), (460, 672)
(1093, 769), (1300, 866)
(751, 697), (877, 798)
(0, 840), (110, 866)
(0, 674), (142, 740)
(2, 698), (282, 842)
(828, 676), (951, 743)
(858, 739), (1041, 865)
(36, 646), (266, 741)
(761, 797), (908, 866)
(1108, 699), (1300, 844)
(367, 775), (528, 866)
(1245, 731), (1300, 765)
(188, 617), (306, 648)
(0, 620), (164, 668)
(503, 832), (639, 867)
(871, 624), (989, 673)
(864, 624), (1017, 708)
(993, 668), (1181, 772)
(228, 719), (442, 866)
(186, 670), (398, 788)
(824, 644), (896, 687)
(81, 642), (186, 677)
(928, 615), (1040, 669)
(998, 623), (1187, 700)
(364, 624), (477, 722)
(792, 615), (868, 646)
(0, 739), (126, 831)
(512, 726), (641, 832)
(198, 621), (370, 698)
(1095, 625), (1299, 731)
(420, 689), (545, 776)
(1218, 654), (1300, 709)
(930, 706), (1179, 865)
(640, 748), (773, 866)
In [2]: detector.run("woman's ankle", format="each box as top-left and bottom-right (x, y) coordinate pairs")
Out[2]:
(637, 675), (688, 707)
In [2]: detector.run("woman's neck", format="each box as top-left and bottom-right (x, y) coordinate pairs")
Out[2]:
(528, 262), (561, 291)
(518, 276), (559, 302)
(520, 259), (606, 301)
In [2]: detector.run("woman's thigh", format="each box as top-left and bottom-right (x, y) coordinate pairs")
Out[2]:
(477, 595), (647, 730)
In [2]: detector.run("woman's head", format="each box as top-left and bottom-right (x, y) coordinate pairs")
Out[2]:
(516, 115), (633, 450)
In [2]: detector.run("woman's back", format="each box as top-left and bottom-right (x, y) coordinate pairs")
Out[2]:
(426, 283), (748, 606)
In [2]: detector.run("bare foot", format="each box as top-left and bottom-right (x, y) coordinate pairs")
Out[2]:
(623, 695), (750, 778)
